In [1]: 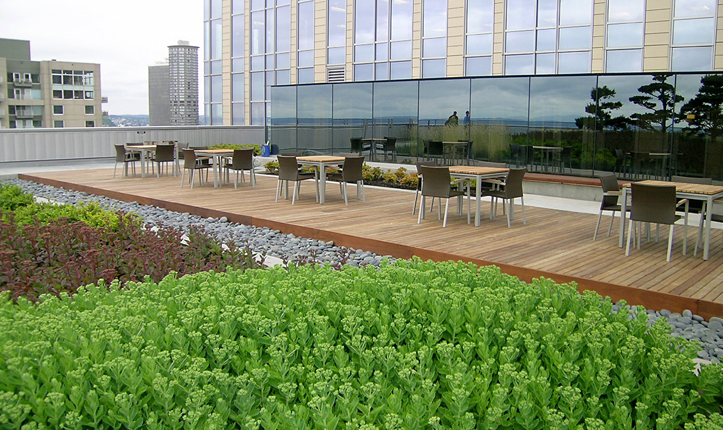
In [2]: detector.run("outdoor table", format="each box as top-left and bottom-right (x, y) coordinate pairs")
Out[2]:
(619, 180), (723, 260)
(194, 149), (234, 188)
(297, 155), (345, 204)
(532, 146), (563, 172)
(124, 144), (156, 178)
(449, 165), (510, 226)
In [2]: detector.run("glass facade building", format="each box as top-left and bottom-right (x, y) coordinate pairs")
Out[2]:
(206, 0), (723, 178)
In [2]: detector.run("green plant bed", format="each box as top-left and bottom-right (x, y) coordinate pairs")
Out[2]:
(1, 260), (721, 429)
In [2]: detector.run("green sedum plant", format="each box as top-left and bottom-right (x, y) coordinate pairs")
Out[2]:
(0, 259), (721, 429)
(0, 184), (34, 212)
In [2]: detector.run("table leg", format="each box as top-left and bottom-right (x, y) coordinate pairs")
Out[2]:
(704, 197), (712, 260)
(619, 188), (628, 247)
(475, 178), (482, 226)
(140, 150), (147, 178)
(319, 164), (327, 204)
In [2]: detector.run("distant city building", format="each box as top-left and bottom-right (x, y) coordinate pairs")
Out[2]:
(148, 41), (199, 125)
(0, 38), (104, 129)
(148, 63), (170, 126)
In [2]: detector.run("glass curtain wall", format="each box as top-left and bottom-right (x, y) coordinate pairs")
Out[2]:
(422, 0), (448, 78)
(354, 0), (414, 81)
(465, 0), (494, 76)
(671, 0), (716, 71)
(231, 0), (245, 124)
(605, 0), (645, 73)
(269, 72), (723, 180)
(505, 0), (593, 75)
(250, 0), (291, 125)
(204, 0), (223, 124)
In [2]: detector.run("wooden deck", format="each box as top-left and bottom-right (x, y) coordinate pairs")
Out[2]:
(19, 168), (723, 319)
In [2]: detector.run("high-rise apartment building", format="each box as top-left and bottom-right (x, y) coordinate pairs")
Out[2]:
(148, 42), (200, 125)
(169, 41), (199, 125)
(0, 38), (103, 129)
(204, 0), (723, 126)
(148, 63), (171, 126)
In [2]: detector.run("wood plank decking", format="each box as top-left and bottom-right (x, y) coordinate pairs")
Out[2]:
(19, 168), (723, 319)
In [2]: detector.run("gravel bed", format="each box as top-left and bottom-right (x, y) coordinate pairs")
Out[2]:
(3, 178), (722, 364)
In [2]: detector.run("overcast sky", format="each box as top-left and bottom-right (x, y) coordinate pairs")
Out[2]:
(1, 1), (204, 115)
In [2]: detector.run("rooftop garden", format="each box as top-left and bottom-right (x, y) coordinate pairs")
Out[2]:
(1, 183), (722, 429)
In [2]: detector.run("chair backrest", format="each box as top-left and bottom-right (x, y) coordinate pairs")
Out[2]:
(502, 168), (526, 198)
(126, 142), (143, 146)
(510, 144), (520, 157)
(350, 138), (363, 153)
(155, 144), (175, 162)
(383, 137), (397, 150)
(428, 141), (444, 156)
(599, 174), (620, 209)
(615, 148), (625, 160)
(277, 155), (302, 181)
(630, 183), (677, 225)
(232, 148), (254, 169)
(176, 142), (189, 150)
(671, 175), (712, 185)
(114, 144), (128, 162)
(341, 156), (365, 181)
(419, 165), (453, 198)
(182, 149), (198, 168)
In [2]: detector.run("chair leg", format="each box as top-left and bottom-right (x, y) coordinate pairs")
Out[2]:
(506, 200), (512, 228)
(607, 211), (616, 237)
(342, 182), (348, 205)
(276, 179), (282, 202)
(190, 170), (195, 189)
(250, 169), (256, 187)
(520, 197), (526, 225)
(593, 211), (603, 240)
(418, 196), (425, 224)
(443, 198), (450, 227)
(626, 220), (634, 256)
(667, 224), (675, 262)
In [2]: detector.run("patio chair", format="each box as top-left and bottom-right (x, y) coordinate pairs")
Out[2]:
(180, 149), (211, 188)
(223, 148), (256, 188)
(113, 144), (139, 178)
(593, 174), (629, 240)
(412, 161), (438, 214)
(486, 168), (527, 228)
(327, 155), (365, 205)
(276, 155), (318, 205)
(151, 144), (176, 177)
(625, 183), (687, 262)
(417, 165), (470, 227)
(377, 137), (397, 162)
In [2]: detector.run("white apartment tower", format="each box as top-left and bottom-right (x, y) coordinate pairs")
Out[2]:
(168, 41), (199, 125)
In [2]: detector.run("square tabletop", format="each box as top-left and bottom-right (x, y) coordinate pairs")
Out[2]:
(297, 156), (345, 162)
(449, 166), (509, 175)
(623, 180), (723, 196)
